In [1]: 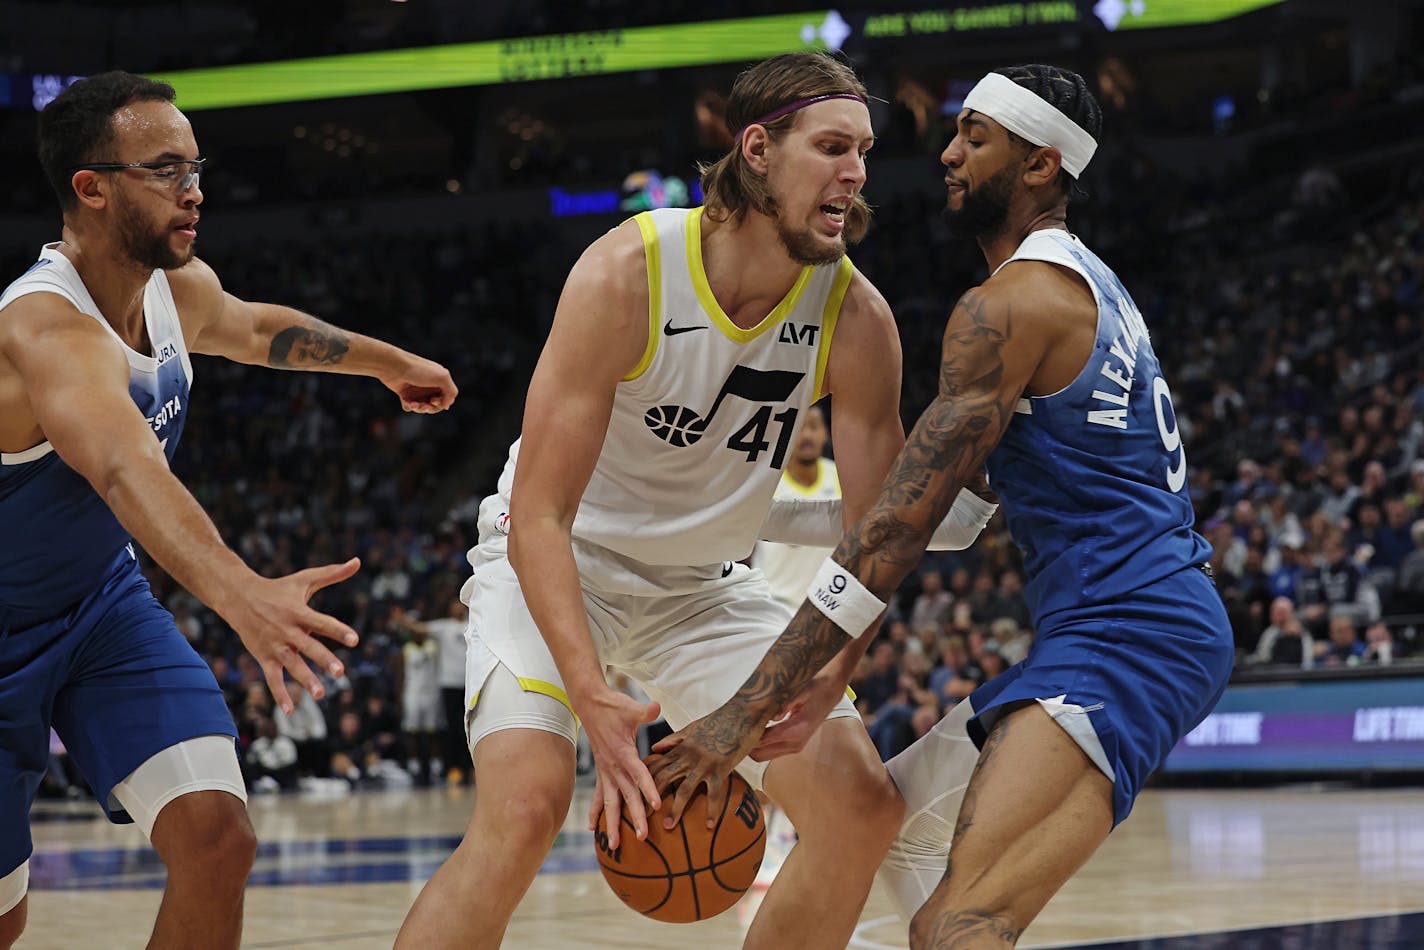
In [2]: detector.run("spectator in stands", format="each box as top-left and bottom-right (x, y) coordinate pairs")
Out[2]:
(1317, 615), (1366, 668)
(276, 686), (331, 779)
(989, 617), (1032, 666)
(1362, 622), (1397, 666)
(1250, 597), (1315, 669)
(990, 570), (1032, 629)
(1297, 533), (1380, 631)
(909, 569), (952, 634)
(1268, 538), (1307, 602)
(245, 716), (299, 792)
(329, 711), (376, 786)
(856, 641), (902, 716)
(1375, 498), (1415, 570)
(866, 653), (938, 760)
(1394, 520), (1424, 614)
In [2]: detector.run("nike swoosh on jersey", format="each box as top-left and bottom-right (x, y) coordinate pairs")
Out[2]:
(664, 320), (705, 336)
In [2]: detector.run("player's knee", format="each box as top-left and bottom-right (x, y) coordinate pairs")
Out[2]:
(195, 812), (258, 886)
(480, 787), (568, 851)
(819, 758), (904, 848)
(158, 795), (257, 883)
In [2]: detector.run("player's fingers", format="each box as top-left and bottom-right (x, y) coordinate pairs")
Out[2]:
(638, 700), (661, 725)
(279, 648), (325, 701)
(632, 759), (661, 814)
(620, 777), (649, 841)
(645, 754), (677, 796)
(588, 773), (606, 831)
(305, 609), (360, 649)
(703, 774), (724, 830)
(293, 632), (346, 678)
(602, 781), (624, 850)
(650, 731), (682, 755)
(663, 776), (701, 830)
(263, 663), (295, 715)
(299, 557), (361, 594)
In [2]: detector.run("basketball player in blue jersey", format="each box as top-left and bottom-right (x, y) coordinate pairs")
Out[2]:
(0, 72), (456, 948)
(398, 53), (995, 950)
(652, 64), (1234, 948)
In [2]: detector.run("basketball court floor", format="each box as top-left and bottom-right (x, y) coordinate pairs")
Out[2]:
(22, 783), (1424, 948)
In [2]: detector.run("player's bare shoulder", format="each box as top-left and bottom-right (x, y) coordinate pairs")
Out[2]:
(564, 217), (651, 331)
(0, 291), (127, 448)
(163, 257), (226, 342)
(982, 245), (1096, 332)
(978, 239), (1098, 393)
(0, 289), (119, 369)
(825, 266), (900, 384)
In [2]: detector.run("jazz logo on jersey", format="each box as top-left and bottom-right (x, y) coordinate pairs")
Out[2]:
(643, 365), (803, 448)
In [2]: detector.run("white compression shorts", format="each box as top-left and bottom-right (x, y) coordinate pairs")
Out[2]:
(0, 862), (27, 916)
(110, 734), (247, 838)
(2, 736), (245, 915)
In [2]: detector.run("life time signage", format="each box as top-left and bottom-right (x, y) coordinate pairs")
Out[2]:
(1161, 677), (1424, 773)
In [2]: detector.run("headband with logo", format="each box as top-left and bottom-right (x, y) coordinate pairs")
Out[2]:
(733, 93), (868, 142)
(961, 73), (1097, 178)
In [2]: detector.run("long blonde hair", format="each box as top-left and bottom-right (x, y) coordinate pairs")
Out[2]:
(700, 52), (872, 243)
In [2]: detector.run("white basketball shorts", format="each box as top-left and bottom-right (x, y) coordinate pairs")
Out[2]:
(460, 534), (858, 790)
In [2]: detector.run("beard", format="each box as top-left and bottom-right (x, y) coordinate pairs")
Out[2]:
(943, 162), (1016, 240)
(775, 215), (846, 266)
(116, 196), (192, 270)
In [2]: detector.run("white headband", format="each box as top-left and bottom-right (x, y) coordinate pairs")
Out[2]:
(961, 72), (1097, 178)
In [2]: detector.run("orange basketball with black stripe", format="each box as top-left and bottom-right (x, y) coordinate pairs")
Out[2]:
(595, 771), (766, 923)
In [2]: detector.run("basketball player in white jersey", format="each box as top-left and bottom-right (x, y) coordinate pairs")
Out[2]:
(0, 72), (456, 948)
(399, 625), (442, 784)
(398, 52), (915, 949)
(752, 404), (841, 612)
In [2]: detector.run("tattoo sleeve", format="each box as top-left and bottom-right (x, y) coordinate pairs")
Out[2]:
(267, 323), (350, 368)
(718, 289), (1022, 728)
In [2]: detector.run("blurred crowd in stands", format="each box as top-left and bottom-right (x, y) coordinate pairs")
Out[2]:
(19, 51), (1424, 793)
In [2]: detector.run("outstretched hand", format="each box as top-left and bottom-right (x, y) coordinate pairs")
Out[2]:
(382, 354), (458, 413)
(224, 557), (362, 714)
(649, 709), (765, 831)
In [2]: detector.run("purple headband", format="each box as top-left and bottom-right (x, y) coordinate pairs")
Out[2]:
(733, 93), (868, 142)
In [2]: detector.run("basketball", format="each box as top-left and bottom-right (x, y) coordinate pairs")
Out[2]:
(595, 771), (766, 923)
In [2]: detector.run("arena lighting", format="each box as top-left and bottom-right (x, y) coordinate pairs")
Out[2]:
(1092, 0), (1283, 30)
(0, 3), (1282, 112)
(13, 2), (1270, 112)
(149, 12), (840, 111)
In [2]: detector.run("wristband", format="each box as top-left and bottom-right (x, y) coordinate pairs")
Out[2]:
(806, 557), (886, 637)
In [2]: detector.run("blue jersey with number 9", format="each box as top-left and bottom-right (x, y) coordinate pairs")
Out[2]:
(984, 229), (1210, 629)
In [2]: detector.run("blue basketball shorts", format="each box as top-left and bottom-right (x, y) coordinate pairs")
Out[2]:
(0, 550), (238, 876)
(966, 565), (1233, 825)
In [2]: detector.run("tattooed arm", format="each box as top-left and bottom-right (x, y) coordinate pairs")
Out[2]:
(168, 257), (457, 412)
(651, 281), (1058, 823)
